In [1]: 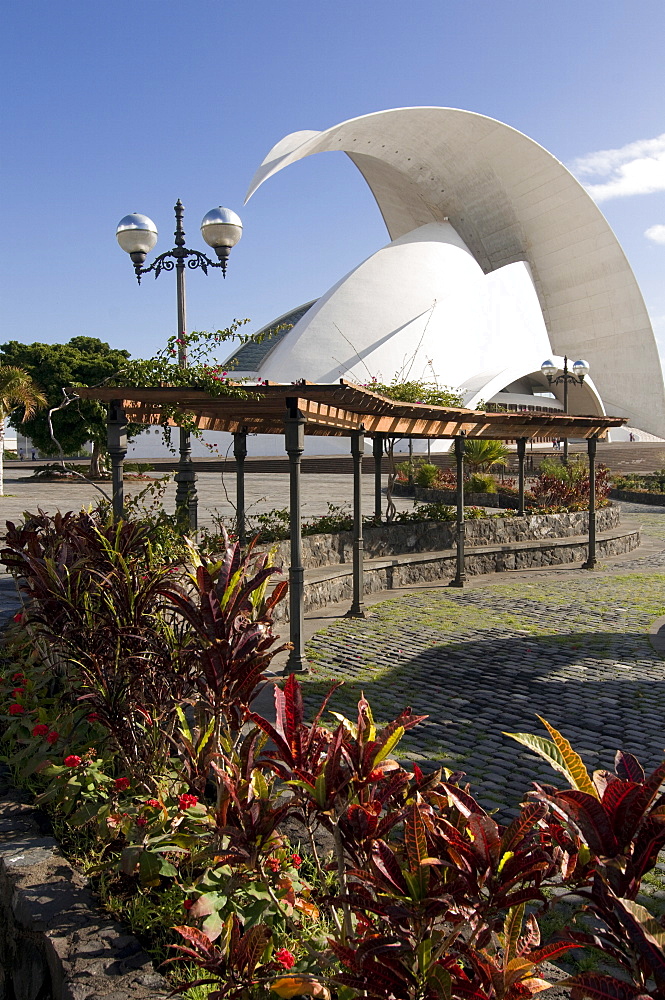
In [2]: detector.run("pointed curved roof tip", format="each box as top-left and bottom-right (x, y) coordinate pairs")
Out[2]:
(246, 106), (665, 438)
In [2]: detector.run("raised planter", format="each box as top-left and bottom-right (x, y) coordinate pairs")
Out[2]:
(267, 505), (637, 619)
(268, 506), (621, 570)
(610, 488), (665, 506)
(392, 482), (519, 508)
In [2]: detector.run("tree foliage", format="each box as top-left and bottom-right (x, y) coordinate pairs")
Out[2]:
(0, 337), (134, 458)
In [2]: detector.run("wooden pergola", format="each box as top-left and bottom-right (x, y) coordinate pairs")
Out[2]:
(77, 381), (626, 672)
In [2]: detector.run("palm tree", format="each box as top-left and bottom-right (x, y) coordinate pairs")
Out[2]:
(463, 438), (509, 474)
(0, 367), (47, 496)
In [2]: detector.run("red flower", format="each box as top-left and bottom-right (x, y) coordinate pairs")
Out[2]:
(64, 755), (82, 768)
(114, 777), (130, 791)
(12, 613), (23, 624)
(178, 793), (198, 811)
(12, 672), (25, 682)
(290, 853), (302, 868)
(275, 949), (296, 969)
(12, 688), (25, 697)
(146, 798), (161, 808)
(136, 816), (148, 827)
(183, 899), (194, 910)
(46, 731), (59, 745)
(87, 712), (100, 722)
(267, 857), (281, 872)
(8, 704), (24, 715)
(32, 724), (49, 737)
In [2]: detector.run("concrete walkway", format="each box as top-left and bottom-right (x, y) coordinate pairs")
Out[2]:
(0, 468), (413, 535)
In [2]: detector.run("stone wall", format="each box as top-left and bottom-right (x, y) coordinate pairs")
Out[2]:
(610, 488), (665, 506)
(292, 526), (640, 615)
(0, 773), (167, 1000)
(268, 506), (620, 570)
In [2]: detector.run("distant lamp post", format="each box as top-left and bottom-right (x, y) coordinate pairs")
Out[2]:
(541, 356), (590, 463)
(116, 200), (242, 528)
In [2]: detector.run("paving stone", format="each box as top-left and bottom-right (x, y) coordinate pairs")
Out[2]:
(302, 503), (665, 817)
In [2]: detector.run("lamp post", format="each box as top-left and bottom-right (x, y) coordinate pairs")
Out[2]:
(540, 356), (590, 464)
(116, 201), (242, 529)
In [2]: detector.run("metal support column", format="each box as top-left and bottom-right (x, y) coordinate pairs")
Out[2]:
(583, 435), (597, 570)
(373, 433), (383, 522)
(517, 438), (526, 516)
(284, 401), (307, 672)
(450, 433), (466, 587)
(233, 428), (247, 546)
(346, 429), (366, 618)
(108, 400), (127, 522)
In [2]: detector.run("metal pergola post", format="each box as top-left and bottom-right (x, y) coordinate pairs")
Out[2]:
(583, 435), (597, 570)
(450, 432), (466, 587)
(233, 428), (247, 546)
(517, 437), (526, 516)
(107, 400), (127, 522)
(284, 401), (307, 672)
(373, 433), (383, 521)
(346, 429), (366, 617)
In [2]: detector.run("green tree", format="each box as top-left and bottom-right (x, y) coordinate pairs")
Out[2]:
(0, 366), (47, 495)
(0, 338), (135, 477)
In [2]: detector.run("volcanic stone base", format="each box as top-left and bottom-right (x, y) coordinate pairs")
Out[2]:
(610, 488), (665, 505)
(274, 526), (640, 620)
(0, 777), (167, 1000)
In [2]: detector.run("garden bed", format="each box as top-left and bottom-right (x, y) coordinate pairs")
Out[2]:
(392, 481), (522, 508)
(0, 509), (662, 1000)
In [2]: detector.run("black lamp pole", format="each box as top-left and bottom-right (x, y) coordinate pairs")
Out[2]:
(544, 356), (588, 464)
(117, 200), (241, 530)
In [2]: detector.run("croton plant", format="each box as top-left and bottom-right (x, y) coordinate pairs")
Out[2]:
(0, 508), (664, 999)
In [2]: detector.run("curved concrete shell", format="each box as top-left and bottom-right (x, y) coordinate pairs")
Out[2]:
(246, 107), (665, 437)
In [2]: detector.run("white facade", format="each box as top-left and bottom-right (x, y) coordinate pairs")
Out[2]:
(128, 107), (665, 458)
(245, 107), (665, 439)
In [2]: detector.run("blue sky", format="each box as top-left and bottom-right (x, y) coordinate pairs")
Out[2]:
(3, 0), (665, 365)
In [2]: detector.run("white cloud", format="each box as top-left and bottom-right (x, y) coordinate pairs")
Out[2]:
(569, 133), (665, 202)
(645, 224), (665, 245)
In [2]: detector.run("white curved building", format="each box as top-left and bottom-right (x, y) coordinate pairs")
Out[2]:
(126, 107), (664, 459)
(230, 107), (664, 451)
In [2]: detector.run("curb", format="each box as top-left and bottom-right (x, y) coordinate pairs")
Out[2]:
(649, 616), (665, 656)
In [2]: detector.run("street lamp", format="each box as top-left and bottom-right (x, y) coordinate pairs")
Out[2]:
(540, 356), (590, 464)
(116, 200), (242, 528)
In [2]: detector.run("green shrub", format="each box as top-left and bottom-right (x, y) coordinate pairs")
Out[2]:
(414, 462), (439, 487)
(464, 438), (509, 472)
(532, 459), (611, 510)
(467, 472), (498, 493)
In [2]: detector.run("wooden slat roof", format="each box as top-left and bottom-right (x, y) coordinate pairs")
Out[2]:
(76, 380), (626, 440)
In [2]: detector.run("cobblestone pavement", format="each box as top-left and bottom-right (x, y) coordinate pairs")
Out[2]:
(301, 503), (665, 908)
